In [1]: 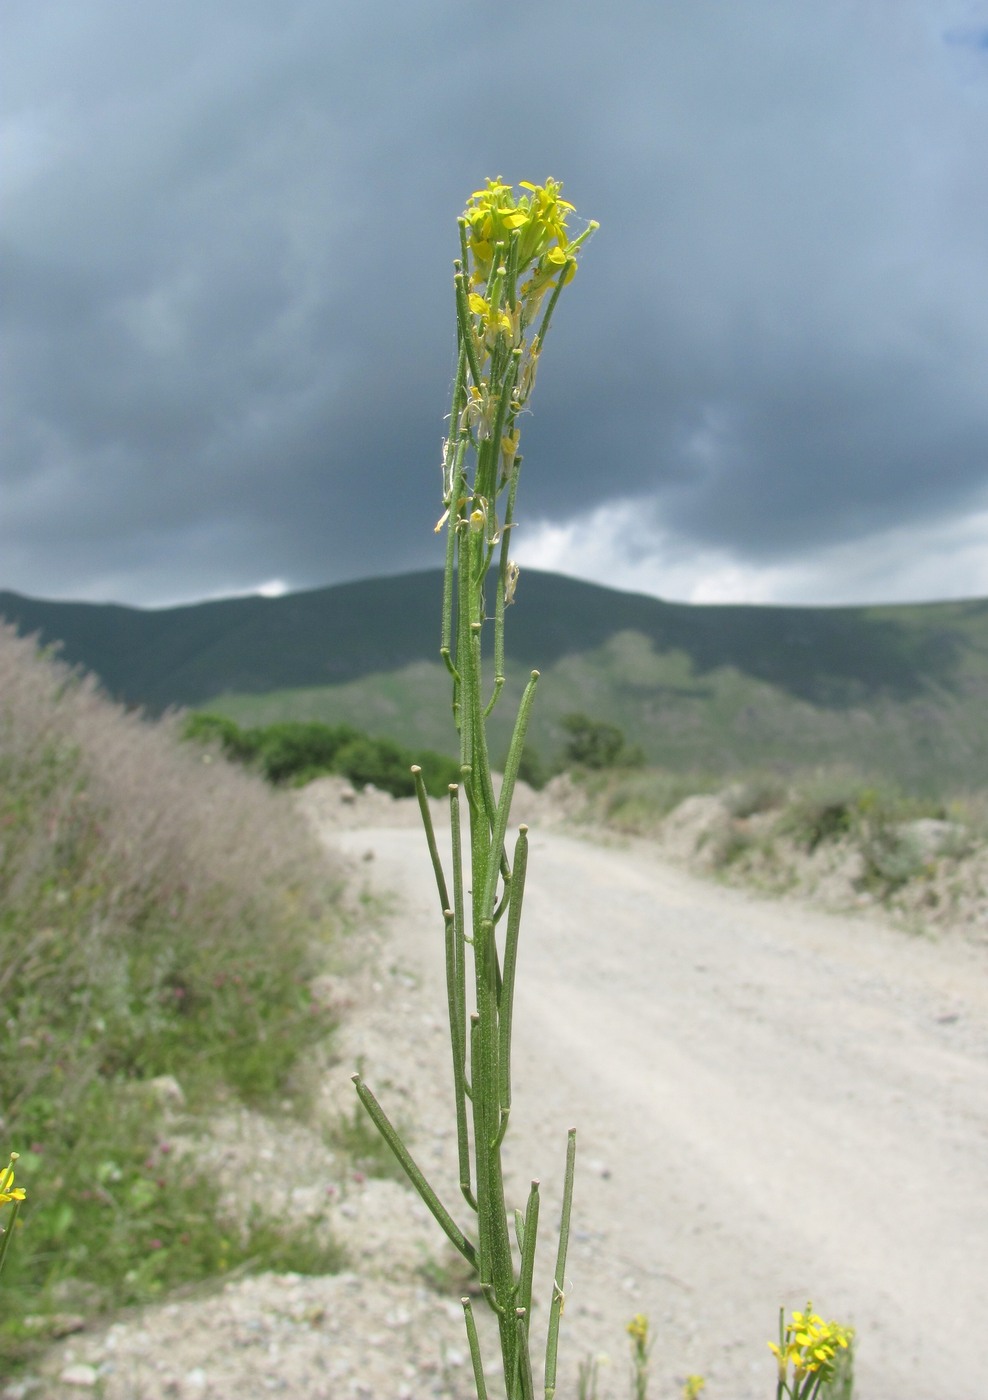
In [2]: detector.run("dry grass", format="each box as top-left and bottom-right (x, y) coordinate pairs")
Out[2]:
(0, 623), (345, 1356)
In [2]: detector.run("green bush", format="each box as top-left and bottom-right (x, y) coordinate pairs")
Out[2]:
(334, 734), (416, 794)
(254, 720), (360, 784)
(560, 712), (636, 769)
(183, 712), (460, 796)
(180, 711), (261, 763)
(780, 778), (869, 853)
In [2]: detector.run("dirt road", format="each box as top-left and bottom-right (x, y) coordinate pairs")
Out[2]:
(331, 810), (988, 1400)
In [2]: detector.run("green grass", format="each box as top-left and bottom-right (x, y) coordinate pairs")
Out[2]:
(1, 1088), (345, 1367)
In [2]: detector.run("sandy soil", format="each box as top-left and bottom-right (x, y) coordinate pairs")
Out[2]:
(24, 780), (988, 1399)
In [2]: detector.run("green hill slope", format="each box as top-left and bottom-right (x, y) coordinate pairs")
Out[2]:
(4, 569), (988, 793)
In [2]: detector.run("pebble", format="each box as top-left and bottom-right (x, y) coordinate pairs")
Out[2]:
(58, 1366), (98, 1388)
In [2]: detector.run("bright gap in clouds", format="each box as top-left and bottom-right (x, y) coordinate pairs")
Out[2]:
(137, 578), (292, 610)
(513, 498), (988, 608)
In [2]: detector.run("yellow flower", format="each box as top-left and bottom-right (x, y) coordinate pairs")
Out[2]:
(500, 428), (520, 476)
(462, 177), (578, 286)
(626, 1313), (649, 1346)
(769, 1304), (853, 1389)
(467, 291), (513, 344)
(0, 1154), (26, 1207)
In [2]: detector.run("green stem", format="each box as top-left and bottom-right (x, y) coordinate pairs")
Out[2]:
(534, 262), (573, 354)
(444, 908), (477, 1211)
(450, 783), (470, 1080)
(441, 444), (466, 666)
(455, 266), (484, 387)
(498, 825), (528, 1116)
(444, 342), (468, 500)
(482, 670), (540, 919)
(469, 620), (500, 837)
(505, 230), (520, 315)
(487, 454), (522, 716)
(456, 512), (476, 773)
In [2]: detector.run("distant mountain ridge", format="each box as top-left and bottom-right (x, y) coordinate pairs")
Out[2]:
(2, 568), (984, 710)
(4, 570), (988, 793)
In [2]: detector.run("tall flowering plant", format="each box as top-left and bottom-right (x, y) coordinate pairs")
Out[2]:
(353, 178), (596, 1400)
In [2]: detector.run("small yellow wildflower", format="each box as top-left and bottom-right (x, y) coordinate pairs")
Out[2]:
(467, 292), (511, 331)
(682, 1378), (705, 1400)
(626, 1314), (649, 1346)
(626, 1313), (651, 1400)
(462, 177), (580, 286)
(769, 1304), (853, 1395)
(467, 291), (515, 357)
(0, 1154), (26, 1207)
(500, 427), (520, 477)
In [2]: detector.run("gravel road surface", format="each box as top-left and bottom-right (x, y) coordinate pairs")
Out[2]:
(330, 806), (988, 1400)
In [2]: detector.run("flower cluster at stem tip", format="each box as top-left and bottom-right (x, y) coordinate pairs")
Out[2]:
(769, 1304), (853, 1388)
(626, 1314), (649, 1349)
(436, 178), (596, 549)
(463, 177), (578, 284)
(460, 177), (597, 362)
(0, 1154), (25, 1208)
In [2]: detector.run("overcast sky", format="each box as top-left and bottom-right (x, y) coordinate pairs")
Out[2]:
(5, 0), (988, 609)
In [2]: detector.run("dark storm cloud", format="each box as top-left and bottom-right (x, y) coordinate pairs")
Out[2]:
(4, 0), (988, 605)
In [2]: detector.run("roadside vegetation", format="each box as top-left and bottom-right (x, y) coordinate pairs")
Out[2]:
(182, 701), (988, 935)
(182, 711), (460, 795)
(564, 753), (988, 932)
(0, 625), (344, 1369)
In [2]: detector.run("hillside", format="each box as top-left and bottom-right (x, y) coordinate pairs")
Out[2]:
(4, 569), (988, 793)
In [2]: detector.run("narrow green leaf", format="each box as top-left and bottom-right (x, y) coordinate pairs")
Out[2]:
(544, 1128), (577, 1400)
(517, 1179), (540, 1320)
(352, 1075), (478, 1269)
(412, 765), (451, 915)
(462, 1298), (489, 1400)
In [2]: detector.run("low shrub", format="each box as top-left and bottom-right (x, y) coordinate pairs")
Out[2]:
(182, 713), (460, 796)
(723, 776), (787, 820)
(560, 712), (642, 770)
